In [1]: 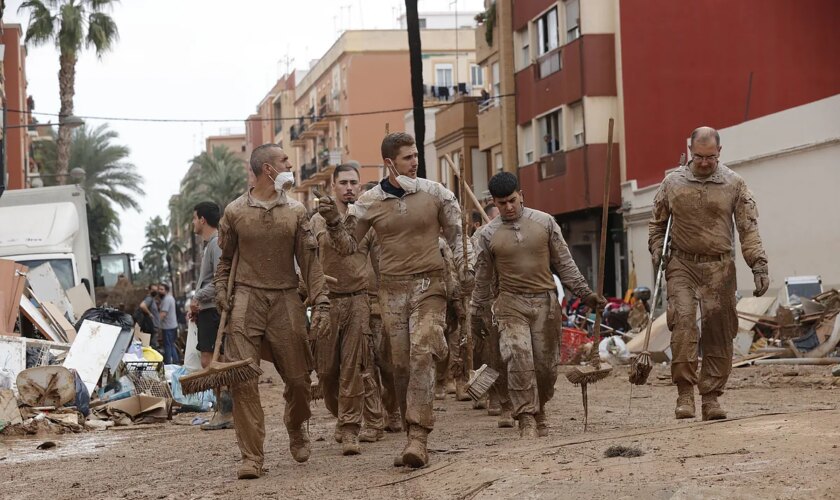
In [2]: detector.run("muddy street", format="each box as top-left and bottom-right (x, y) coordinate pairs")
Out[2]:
(2, 364), (839, 499)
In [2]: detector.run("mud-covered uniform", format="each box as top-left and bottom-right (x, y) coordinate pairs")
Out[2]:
(215, 189), (328, 469)
(649, 163), (767, 397)
(325, 177), (472, 433)
(436, 237), (465, 388)
(311, 213), (384, 433)
(472, 207), (592, 418)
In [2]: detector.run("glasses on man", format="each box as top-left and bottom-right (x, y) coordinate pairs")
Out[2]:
(692, 153), (719, 163)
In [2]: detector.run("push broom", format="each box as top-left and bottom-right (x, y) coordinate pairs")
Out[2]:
(566, 118), (616, 431)
(628, 215), (672, 385)
(181, 251), (263, 395)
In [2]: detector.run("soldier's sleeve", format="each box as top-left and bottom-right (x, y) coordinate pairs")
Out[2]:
(470, 231), (495, 308)
(295, 209), (329, 306)
(437, 187), (475, 276)
(648, 180), (671, 256)
(326, 211), (371, 257)
(366, 229), (381, 281)
(734, 180), (768, 273)
(548, 219), (593, 298)
(213, 209), (237, 293)
(310, 213), (328, 250)
(439, 238), (460, 301)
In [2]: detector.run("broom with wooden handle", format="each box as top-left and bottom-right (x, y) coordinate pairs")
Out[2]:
(565, 118), (616, 431)
(181, 250), (263, 394)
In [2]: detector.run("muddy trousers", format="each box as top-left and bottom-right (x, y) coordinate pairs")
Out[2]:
(315, 293), (370, 428)
(370, 305), (398, 417)
(472, 312), (511, 408)
(436, 304), (465, 385)
(495, 291), (560, 418)
(225, 286), (313, 466)
(666, 257), (738, 397)
(379, 273), (448, 431)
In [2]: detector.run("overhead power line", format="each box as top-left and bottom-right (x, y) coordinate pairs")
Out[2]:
(1, 93), (515, 124)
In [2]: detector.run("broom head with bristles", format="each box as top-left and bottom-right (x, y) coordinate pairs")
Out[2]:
(466, 364), (499, 401)
(180, 358), (263, 395)
(628, 351), (653, 385)
(565, 360), (613, 386)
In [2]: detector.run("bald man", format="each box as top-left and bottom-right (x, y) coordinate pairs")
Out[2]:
(649, 127), (768, 422)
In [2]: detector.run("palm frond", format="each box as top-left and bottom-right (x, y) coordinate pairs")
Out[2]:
(86, 11), (119, 56)
(20, 0), (57, 46)
(56, 2), (85, 52)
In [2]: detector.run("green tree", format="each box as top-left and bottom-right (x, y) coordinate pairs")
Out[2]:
(33, 123), (145, 254)
(179, 145), (247, 219)
(19, 0), (120, 178)
(142, 215), (180, 286)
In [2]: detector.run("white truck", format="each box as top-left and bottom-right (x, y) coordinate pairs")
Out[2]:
(0, 185), (95, 302)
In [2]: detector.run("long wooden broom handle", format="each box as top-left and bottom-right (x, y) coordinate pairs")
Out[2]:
(443, 154), (490, 225)
(590, 119), (614, 360)
(211, 250), (239, 363)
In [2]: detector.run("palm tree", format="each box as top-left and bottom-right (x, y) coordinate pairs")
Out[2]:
(19, 0), (119, 178)
(181, 145), (247, 212)
(32, 123), (145, 254)
(142, 215), (180, 286)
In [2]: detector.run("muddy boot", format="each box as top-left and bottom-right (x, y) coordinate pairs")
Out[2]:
(393, 454), (404, 467)
(518, 413), (539, 439)
(675, 384), (696, 419)
(497, 407), (515, 429)
(401, 424), (430, 468)
(202, 389), (234, 430)
(434, 380), (446, 400)
(701, 394), (727, 421)
(237, 460), (262, 480)
(445, 377), (456, 395)
(333, 421), (343, 443)
(288, 426), (311, 463)
(472, 396), (488, 410)
(341, 425), (361, 456)
(385, 411), (403, 433)
(455, 377), (471, 402)
(534, 412), (548, 437)
(359, 427), (384, 443)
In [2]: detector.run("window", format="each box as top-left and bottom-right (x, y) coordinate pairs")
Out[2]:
(494, 152), (504, 172)
(571, 102), (584, 146)
(470, 64), (484, 87)
(565, 0), (580, 43)
(539, 110), (563, 156)
(536, 8), (559, 56)
(519, 122), (534, 166)
(514, 28), (530, 71)
(435, 63), (453, 88)
(538, 50), (561, 78)
(419, 18), (427, 29)
(492, 62), (500, 97)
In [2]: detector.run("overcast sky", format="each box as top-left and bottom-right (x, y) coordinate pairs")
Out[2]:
(5, 0), (483, 259)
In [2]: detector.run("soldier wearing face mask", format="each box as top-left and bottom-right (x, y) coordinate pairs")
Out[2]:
(214, 143), (330, 480)
(317, 133), (473, 469)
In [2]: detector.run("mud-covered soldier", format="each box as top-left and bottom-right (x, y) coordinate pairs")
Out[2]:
(434, 236), (469, 401)
(310, 163), (385, 455)
(215, 144), (330, 479)
(189, 201), (232, 431)
(649, 126), (768, 421)
(359, 181), (402, 434)
(471, 172), (604, 439)
(318, 132), (473, 468)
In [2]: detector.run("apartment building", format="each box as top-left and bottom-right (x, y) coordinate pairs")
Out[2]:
(1, 24), (33, 191)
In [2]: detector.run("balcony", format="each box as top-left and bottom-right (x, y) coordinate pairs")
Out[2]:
(290, 124), (308, 148)
(477, 101), (502, 151)
(475, 20), (497, 65)
(299, 161), (318, 182)
(537, 47), (562, 79)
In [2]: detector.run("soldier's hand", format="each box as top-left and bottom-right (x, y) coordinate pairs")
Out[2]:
(461, 269), (475, 293)
(316, 195), (341, 226)
(310, 303), (331, 338)
(582, 292), (607, 311)
(216, 288), (230, 313)
(652, 249), (667, 270)
(753, 272), (769, 297)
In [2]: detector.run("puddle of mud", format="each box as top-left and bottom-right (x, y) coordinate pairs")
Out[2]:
(0, 432), (129, 464)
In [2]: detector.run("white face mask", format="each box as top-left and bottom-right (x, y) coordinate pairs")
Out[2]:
(273, 171), (295, 193)
(387, 162), (418, 194)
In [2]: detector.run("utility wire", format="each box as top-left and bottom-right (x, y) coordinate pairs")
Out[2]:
(1, 93), (515, 124)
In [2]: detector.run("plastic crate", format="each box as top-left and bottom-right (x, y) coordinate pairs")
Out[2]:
(560, 327), (589, 364)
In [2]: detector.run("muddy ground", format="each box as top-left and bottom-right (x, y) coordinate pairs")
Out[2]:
(2, 363), (839, 499)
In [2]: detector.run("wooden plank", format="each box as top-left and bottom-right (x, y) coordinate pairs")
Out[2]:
(19, 295), (60, 341)
(41, 301), (76, 344)
(736, 296), (777, 333)
(27, 263), (73, 321)
(8, 264), (29, 332)
(732, 353), (776, 368)
(66, 283), (94, 319)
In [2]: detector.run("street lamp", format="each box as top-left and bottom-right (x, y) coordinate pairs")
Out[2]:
(0, 113), (86, 196)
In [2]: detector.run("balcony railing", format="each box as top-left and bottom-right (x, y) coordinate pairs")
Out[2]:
(537, 47), (562, 79)
(300, 161), (318, 182)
